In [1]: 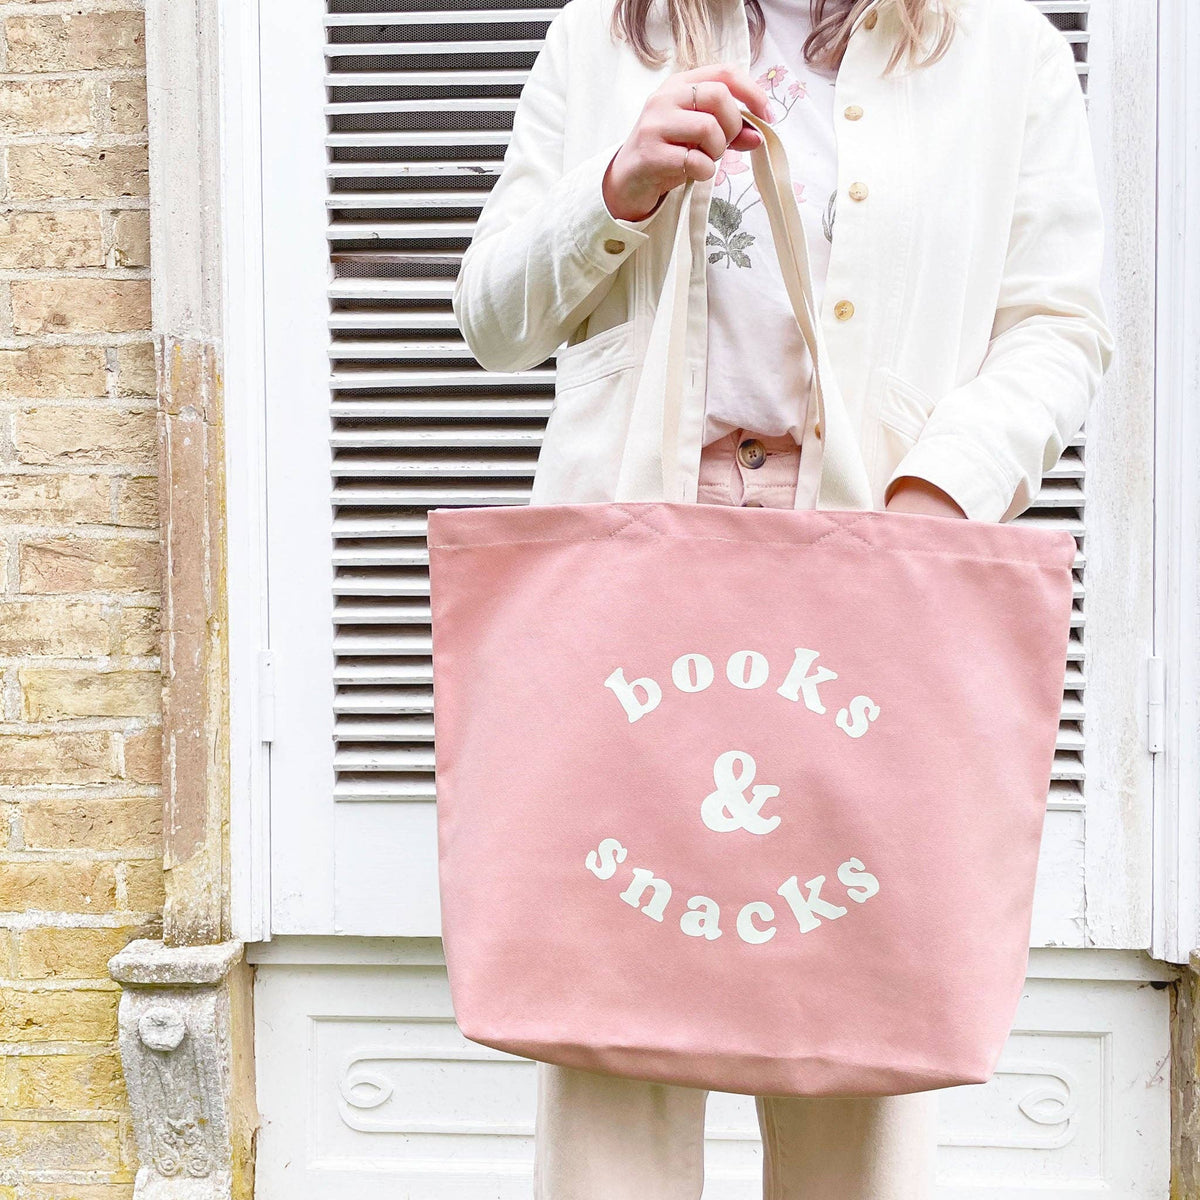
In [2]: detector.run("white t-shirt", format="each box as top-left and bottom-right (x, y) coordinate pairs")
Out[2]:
(702, 0), (838, 446)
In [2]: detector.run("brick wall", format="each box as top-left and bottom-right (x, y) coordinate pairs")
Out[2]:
(0, 2), (160, 1195)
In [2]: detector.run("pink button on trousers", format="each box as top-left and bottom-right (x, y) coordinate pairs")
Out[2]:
(531, 428), (938, 1200)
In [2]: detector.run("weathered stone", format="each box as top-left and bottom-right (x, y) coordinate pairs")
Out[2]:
(0, 78), (92, 135)
(0, 732), (117, 786)
(0, 345), (107, 399)
(5, 12), (145, 73)
(0, 474), (110, 524)
(122, 861), (165, 913)
(0, 1116), (122, 1170)
(108, 79), (147, 137)
(20, 537), (159, 595)
(14, 1052), (127, 1111)
(114, 344), (156, 397)
(8, 144), (149, 202)
(15, 406), (156, 466)
(0, 860), (118, 912)
(0, 208), (102, 268)
(0, 987), (119, 1043)
(108, 941), (257, 1200)
(18, 926), (143, 980)
(0, 599), (111, 656)
(121, 728), (160, 785)
(115, 606), (160, 657)
(114, 477), (157, 529)
(12, 279), (152, 336)
(20, 668), (161, 720)
(20, 797), (162, 853)
(111, 210), (150, 267)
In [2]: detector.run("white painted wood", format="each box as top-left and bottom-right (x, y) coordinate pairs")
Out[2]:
(1151, 0), (1200, 965)
(245, 0), (1159, 953)
(250, 944), (1172, 1199)
(1076, 0), (1157, 949)
(258, 0), (339, 933)
(218, 0), (273, 944)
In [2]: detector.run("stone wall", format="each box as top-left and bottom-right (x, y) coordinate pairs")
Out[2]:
(0, 2), (159, 1196)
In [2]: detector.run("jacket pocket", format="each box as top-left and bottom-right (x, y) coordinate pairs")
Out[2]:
(532, 356), (640, 505)
(553, 317), (640, 393)
(872, 370), (939, 493)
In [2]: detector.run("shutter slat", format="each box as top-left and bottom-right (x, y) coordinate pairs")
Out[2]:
(325, 9), (561, 26)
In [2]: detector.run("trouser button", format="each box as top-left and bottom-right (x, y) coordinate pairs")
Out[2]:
(737, 437), (766, 469)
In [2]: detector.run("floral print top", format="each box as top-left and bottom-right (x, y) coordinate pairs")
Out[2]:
(702, 0), (838, 447)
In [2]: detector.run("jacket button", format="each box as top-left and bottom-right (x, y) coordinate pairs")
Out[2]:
(843, 105), (864, 121)
(834, 300), (855, 321)
(863, 9), (878, 28)
(737, 438), (767, 469)
(813, 420), (822, 439)
(849, 181), (869, 201)
(603, 238), (626, 255)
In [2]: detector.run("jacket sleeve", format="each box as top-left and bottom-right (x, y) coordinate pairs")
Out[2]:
(883, 28), (1116, 523)
(452, 3), (667, 374)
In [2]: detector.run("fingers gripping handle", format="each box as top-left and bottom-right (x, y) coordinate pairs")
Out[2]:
(614, 107), (873, 510)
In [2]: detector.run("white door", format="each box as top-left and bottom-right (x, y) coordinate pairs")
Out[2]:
(237, 0), (1175, 1194)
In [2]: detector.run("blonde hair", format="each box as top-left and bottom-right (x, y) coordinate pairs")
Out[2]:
(610, 0), (961, 77)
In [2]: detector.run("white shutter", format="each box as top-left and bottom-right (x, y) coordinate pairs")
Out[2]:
(257, 0), (1154, 944)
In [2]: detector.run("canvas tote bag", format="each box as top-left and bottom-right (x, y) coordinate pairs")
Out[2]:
(426, 109), (1076, 1097)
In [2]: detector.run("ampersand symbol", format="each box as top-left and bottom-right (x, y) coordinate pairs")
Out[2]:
(700, 750), (783, 836)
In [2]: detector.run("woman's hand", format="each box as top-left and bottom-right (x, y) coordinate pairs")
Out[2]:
(602, 66), (773, 223)
(884, 476), (967, 518)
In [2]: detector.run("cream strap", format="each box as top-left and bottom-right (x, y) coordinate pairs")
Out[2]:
(650, 106), (873, 511)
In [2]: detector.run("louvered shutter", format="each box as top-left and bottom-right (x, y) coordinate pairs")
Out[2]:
(259, 0), (1152, 944)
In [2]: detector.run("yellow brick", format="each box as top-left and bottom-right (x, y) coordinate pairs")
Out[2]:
(107, 79), (145, 137)
(17, 926), (141, 980)
(113, 476), (156, 529)
(121, 728), (159, 785)
(0, 599), (111, 657)
(0, 209), (102, 269)
(19, 537), (158, 595)
(0, 1115), (122, 1170)
(12, 280), (151, 337)
(114, 605), (158, 656)
(0, 1187), (14, 1200)
(0, 732), (117, 786)
(28, 1187), (135, 1200)
(0, 860), (118, 912)
(20, 669), (160, 720)
(111, 210), (149, 269)
(0, 78), (91, 136)
(113, 342), (155, 397)
(0, 474), (110, 525)
(14, 1052), (126, 1110)
(20, 797), (161, 853)
(122, 860), (163, 911)
(0, 988), (118, 1043)
(6, 13), (145, 73)
(7, 145), (149, 202)
(0, 345), (107, 400)
(15, 406), (156, 467)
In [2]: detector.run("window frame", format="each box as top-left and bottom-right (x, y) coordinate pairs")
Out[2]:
(220, 0), (1178, 952)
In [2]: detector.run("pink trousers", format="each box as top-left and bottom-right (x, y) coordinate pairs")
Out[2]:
(531, 429), (938, 1199)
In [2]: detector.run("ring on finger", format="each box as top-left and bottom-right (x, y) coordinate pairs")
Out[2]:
(691, 83), (698, 110)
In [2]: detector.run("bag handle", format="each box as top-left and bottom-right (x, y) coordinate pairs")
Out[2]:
(615, 106), (874, 511)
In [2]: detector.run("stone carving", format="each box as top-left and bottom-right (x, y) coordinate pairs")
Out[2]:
(109, 938), (255, 1200)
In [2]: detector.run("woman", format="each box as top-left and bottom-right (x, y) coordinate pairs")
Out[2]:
(452, 0), (1114, 1194)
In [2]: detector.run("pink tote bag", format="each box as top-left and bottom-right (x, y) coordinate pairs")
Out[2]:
(427, 110), (1076, 1097)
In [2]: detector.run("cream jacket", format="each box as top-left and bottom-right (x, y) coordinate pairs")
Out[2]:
(451, 0), (1116, 522)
